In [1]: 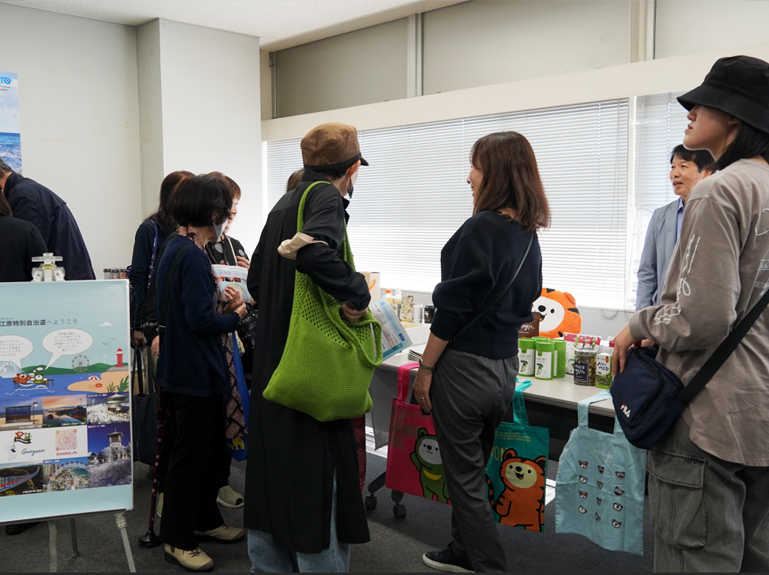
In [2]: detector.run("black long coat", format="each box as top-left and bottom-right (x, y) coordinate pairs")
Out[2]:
(244, 170), (371, 554)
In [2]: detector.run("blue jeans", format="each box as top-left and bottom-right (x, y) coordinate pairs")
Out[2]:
(248, 476), (350, 572)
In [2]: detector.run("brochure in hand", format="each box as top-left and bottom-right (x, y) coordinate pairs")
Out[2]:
(369, 297), (412, 360)
(212, 264), (251, 304)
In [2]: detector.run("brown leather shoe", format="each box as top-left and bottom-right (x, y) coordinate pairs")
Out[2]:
(193, 524), (245, 544)
(164, 545), (214, 572)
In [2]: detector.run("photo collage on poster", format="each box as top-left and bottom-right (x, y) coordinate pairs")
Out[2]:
(0, 286), (132, 498)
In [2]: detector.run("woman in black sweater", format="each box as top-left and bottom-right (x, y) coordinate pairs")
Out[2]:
(129, 170), (192, 348)
(415, 132), (549, 573)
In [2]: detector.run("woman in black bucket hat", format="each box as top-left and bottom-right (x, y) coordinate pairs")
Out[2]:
(613, 55), (769, 572)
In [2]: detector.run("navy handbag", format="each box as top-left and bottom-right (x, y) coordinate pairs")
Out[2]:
(611, 287), (769, 450)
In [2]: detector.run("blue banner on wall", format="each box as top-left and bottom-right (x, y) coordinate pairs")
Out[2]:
(0, 71), (21, 173)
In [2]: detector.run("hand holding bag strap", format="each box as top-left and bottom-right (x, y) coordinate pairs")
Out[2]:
(449, 234), (534, 344)
(512, 379), (532, 425)
(397, 362), (420, 403)
(678, 286), (769, 404)
(577, 389), (623, 436)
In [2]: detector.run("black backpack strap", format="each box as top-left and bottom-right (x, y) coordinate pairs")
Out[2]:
(679, 286), (769, 403)
(158, 243), (191, 336)
(449, 234), (534, 344)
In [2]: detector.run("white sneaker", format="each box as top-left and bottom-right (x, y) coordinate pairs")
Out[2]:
(216, 485), (244, 509)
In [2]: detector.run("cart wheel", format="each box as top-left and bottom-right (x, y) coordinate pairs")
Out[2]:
(365, 495), (377, 510)
(393, 503), (407, 519)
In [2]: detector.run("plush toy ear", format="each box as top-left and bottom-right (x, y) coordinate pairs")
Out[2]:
(418, 427), (428, 438)
(563, 291), (576, 306)
(503, 449), (517, 461)
(535, 456), (547, 469)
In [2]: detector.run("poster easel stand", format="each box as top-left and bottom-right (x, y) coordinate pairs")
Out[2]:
(43, 511), (136, 573)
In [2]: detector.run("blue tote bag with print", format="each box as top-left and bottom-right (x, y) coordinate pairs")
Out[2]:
(485, 379), (550, 532)
(555, 389), (647, 555)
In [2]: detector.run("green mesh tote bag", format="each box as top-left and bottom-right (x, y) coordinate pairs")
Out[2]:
(263, 181), (383, 421)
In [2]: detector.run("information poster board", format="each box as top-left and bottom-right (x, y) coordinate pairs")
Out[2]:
(0, 281), (131, 523)
(0, 71), (22, 172)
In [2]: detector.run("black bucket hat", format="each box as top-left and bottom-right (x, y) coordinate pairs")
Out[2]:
(678, 55), (769, 135)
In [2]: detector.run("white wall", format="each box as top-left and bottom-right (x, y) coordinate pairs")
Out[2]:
(422, 0), (632, 94)
(0, 3), (141, 276)
(137, 19), (263, 254)
(656, 0), (769, 58)
(263, 40), (769, 142)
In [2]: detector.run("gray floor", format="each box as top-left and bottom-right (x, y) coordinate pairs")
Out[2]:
(0, 449), (654, 573)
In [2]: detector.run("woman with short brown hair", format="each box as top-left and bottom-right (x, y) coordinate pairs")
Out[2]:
(415, 131), (549, 573)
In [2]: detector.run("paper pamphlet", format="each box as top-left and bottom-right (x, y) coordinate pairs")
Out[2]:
(369, 297), (413, 360)
(212, 264), (251, 304)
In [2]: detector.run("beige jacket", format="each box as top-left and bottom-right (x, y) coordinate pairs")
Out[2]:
(630, 159), (769, 466)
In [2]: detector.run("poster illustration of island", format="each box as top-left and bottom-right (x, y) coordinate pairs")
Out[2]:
(0, 280), (132, 523)
(0, 71), (22, 172)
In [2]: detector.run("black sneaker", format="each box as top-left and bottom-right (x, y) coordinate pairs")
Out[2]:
(422, 546), (474, 573)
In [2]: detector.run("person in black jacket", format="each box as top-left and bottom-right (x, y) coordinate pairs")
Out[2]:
(154, 173), (247, 572)
(0, 189), (47, 538)
(129, 170), (192, 348)
(0, 157), (95, 280)
(244, 123), (371, 572)
(0, 192), (47, 282)
(415, 132), (549, 573)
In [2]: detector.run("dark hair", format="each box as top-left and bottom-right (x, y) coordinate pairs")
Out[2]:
(148, 170), (193, 233)
(470, 132), (550, 231)
(168, 173), (232, 228)
(208, 172), (241, 200)
(0, 192), (12, 216)
(0, 158), (11, 174)
(286, 169), (304, 192)
(714, 121), (769, 171)
(670, 145), (714, 172)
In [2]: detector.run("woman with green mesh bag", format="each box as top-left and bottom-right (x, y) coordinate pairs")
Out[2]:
(244, 122), (378, 572)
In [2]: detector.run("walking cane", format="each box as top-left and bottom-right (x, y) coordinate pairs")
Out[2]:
(138, 346), (163, 547)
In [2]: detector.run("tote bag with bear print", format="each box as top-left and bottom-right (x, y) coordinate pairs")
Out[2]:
(485, 379), (550, 532)
(555, 389), (647, 555)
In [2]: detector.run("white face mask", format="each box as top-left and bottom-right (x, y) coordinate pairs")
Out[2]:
(213, 217), (228, 241)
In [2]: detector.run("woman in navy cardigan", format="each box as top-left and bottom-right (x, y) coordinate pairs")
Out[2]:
(154, 173), (247, 573)
(414, 132), (550, 573)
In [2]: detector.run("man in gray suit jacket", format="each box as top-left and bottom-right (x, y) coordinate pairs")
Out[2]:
(636, 145), (714, 310)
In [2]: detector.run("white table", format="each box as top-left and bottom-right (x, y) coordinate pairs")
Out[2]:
(370, 346), (615, 450)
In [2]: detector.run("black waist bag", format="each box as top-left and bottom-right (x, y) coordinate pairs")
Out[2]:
(611, 346), (686, 450)
(612, 286), (769, 451)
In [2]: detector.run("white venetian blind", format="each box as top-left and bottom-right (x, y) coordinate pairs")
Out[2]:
(265, 99), (629, 308)
(628, 91), (690, 306)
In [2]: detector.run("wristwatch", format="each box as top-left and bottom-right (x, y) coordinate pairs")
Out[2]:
(418, 359), (436, 373)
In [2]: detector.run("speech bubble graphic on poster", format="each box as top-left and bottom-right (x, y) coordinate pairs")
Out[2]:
(43, 329), (93, 370)
(0, 335), (34, 371)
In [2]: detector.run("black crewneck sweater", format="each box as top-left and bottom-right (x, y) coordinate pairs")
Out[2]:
(430, 210), (542, 360)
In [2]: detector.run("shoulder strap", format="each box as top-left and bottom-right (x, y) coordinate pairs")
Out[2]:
(297, 180), (355, 267)
(147, 219), (159, 288)
(679, 286), (769, 403)
(449, 234), (534, 344)
(158, 243), (191, 335)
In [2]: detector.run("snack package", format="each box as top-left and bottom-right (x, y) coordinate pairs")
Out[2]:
(211, 264), (251, 304)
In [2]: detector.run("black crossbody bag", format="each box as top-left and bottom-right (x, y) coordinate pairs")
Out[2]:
(611, 286), (769, 450)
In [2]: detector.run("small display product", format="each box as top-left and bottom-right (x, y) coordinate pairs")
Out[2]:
(553, 338), (566, 378)
(535, 340), (555, 380)
(518, 338), (536, 376)
(573, 335), (600, 386)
